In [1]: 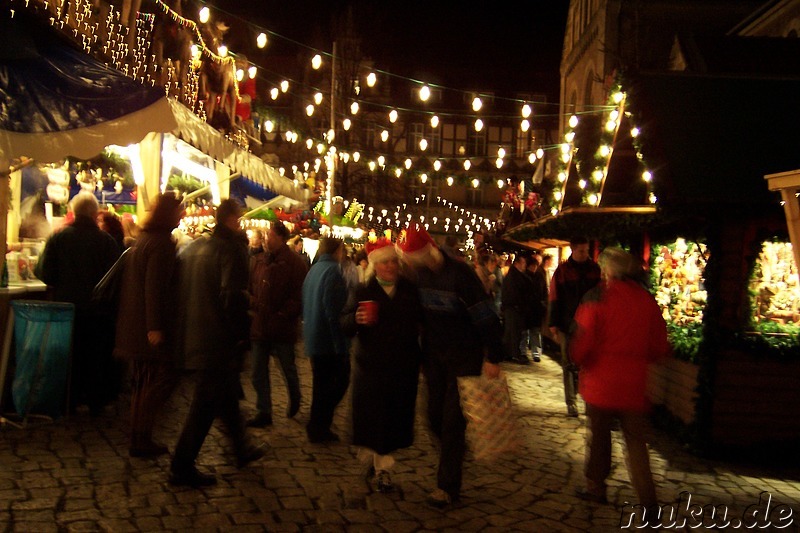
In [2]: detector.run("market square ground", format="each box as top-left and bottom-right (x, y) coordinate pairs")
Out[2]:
(1, 347), (799, 532)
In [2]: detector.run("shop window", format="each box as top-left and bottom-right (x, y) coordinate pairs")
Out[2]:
(651, 238), (708, 326)
(752, 241), (800, 326)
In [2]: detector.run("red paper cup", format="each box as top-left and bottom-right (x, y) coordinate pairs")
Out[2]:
(359, 300), (378, 325)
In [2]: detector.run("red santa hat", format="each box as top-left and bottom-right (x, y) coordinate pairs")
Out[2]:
(397, 224), (437, 259)
(365, 237), (397, 264)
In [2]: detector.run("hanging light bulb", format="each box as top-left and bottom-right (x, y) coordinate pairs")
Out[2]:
(350, 101), (359, 115)
(248, 66), (257, 79)
(389, 109), (398, 123)
(474, 119), (484, 132)
(430, 115), (439, 128)
(495, 158), (504, 169)
(558, 171), (567, 182)
(327, 129), (335, 143)
(592, 169), (604, 182)
(631, 127), (640, 138)
(280, 80), (289, 93)
(285, 131), (293, 141)
(404, 158), (412, 170)
(536, 148), (544, 159)
(270, 87), (279, 100)
(560, 143), (571, 154)
(433, 160), (441, 172)
(520, 119), (530, 132)
(420, 174), (428, 184)
(366, 72), (377, 87)
(528, 153), (537, 164)
(649, 192), (657, 203)
(565, 131), (575, 143)
(306, 139), (313, 150)
(395, 168), (402, 178)
(314, 92), (323, 105)
(496, 179), (504, 189)
(471, 178), (480, 188)
(342, 118), (351, 131)
(311, 54), (322, 70)
(377, 155), (385, 166)
(236, 69), (244, 82)
(256, 32), (268, 49)
(554, 191), (563, 201)
(589, 194), (599, 205)
(613, 91), (624, 104)
(419, 84), (431, 101)
(305, 104), (315, 116)
(521, 103), (532, 118)
(368, 161), (376, 171)
(463, 160), (471, 171)
(341, 152), (350, 163)
(569, 115), (579, 128)
(218, 45), (228, 57)
(380, 130), (389, 143)
(264, 120), (274, 133)
(642, 170), (652, 182)
(353, 151), (361, 162)
(472, 96), (482, 112)
(198, 6), (210, 23)
(447, 176), (454, 186)
(579, 179), (587, 189)
(599, 145), (611, 157)
(317, 143), (325, 155)
(419, 139), (428, 151)
(497, 147), (506, 158)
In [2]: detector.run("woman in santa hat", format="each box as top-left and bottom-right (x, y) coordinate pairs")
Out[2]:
(342, 236), (423, 494)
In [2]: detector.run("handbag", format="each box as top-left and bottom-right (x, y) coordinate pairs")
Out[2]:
(457, 371), (523, 461)
(91, 248), (131, 309)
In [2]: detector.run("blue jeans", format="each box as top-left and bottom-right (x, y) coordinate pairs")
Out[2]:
(250, 339), (301, 417)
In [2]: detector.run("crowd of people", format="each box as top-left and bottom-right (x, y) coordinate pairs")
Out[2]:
(31, 191), (671, 512)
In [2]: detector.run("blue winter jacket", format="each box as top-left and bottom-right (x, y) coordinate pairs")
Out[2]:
(302, 254), (348, 358)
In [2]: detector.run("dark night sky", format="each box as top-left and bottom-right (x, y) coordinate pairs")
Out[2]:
(206, 1), (570, 99)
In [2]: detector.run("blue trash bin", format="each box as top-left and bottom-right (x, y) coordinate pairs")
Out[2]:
(10, 300), (75, 419)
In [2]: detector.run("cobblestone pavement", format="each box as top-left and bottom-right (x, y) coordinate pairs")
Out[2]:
(2, 348), (799, 532)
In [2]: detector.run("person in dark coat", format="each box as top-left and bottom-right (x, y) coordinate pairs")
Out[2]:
(247, 221), (308, 428)
(342, 237), (423, 493)
(523, 253), (548, 363)
(301, 237), (349, 444)
(548, 236), (601, 417)
(397, 225), (504, 509)
(500, 253), (534, 365)
(114, 193), (183, 457)
(169, 199), (264, 487)
(35, 191), (120, 414)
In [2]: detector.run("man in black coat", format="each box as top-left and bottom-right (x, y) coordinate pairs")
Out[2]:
(501, 253), (534, 365)
(36, 191), (120, 414)
(170, 199), (264, 487)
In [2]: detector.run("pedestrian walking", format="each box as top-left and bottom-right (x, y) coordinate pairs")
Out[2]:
(342, 237), (423, 493)
(170, 199), (265, 487)
(302, 237), (350, 444)
(570, 247), (670, 510)
(397, 224), (504, 508)
(500, 253), (533, 365)
(247, 221), (308, 428)
(548, 236), (601, 417)
(114, 193), (183, 458)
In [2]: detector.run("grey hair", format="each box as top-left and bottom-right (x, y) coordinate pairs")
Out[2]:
(70, 191), (99, 219)
(598, 247), (636, 280)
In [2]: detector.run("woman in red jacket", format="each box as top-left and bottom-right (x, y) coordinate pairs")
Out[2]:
(570, 247), (670, 509)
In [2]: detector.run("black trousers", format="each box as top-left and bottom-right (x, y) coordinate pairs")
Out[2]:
(423, 353), (482, 500)
(307, 353), (350, 438)
(171, 361), (247, 473)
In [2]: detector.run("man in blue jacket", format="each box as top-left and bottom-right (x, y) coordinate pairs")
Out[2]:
(302, 237), (349, 443)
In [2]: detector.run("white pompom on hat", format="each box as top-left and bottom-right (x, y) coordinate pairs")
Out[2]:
(366, 237), (397, 264)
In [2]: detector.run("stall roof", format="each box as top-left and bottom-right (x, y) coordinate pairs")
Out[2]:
(0, 12), (175, 168)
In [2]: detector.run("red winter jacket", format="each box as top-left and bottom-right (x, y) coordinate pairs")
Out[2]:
(569, 279), (671, 412)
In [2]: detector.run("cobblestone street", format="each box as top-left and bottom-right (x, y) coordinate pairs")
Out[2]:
(2, 349), (799, 532)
